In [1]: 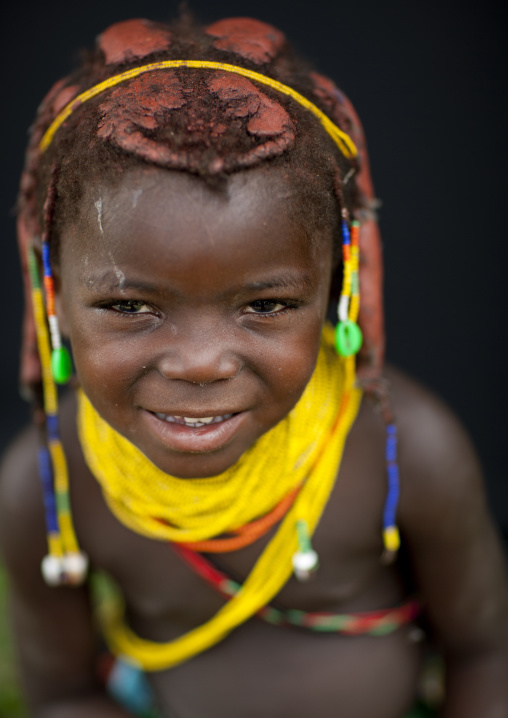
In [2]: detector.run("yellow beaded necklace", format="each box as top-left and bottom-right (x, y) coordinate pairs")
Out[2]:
(78, 326), (362, 670)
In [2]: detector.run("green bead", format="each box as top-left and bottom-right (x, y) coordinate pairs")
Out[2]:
(335, 320), (363, 357)
(51, 346), (73, 384)
(296, 519), (311, 552)
(55, 491), (71, 513)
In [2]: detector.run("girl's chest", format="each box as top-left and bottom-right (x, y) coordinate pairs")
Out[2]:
(83, 504), (418, 718)
(74, 442), (404, 639)
(68, 417), (421, 717)
(67, 387), (400, 624)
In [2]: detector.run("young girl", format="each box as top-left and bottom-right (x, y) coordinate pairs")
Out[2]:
(1, 14), (507, 718)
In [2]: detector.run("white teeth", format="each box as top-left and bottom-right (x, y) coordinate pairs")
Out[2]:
(154, 412), (233, 427)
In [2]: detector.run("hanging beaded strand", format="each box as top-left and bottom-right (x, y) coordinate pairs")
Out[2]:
(27, 246), (64, 580)
(292, 518), (319, 581)
(27, 244), (87, 586)
(39, 179), (73, 386)
(382, 423), (401, 561)
(334, 214), (401, 561)
(42, 242), (72, 385)
(335, 214), (363, 357)
(292, 213), (364, 582)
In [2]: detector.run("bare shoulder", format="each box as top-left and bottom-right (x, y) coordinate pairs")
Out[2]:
(0, 391), (83, 578)
(385, 366), (508, 658)
(0, 417), (40, 499)
(0, 396), (111, 710)
(0, 418), (46, 577)
(384, 365), (486, 520)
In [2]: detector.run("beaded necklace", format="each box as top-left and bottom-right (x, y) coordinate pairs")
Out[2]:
(172, 543), (421, 636)
(78, 326), (353, 546)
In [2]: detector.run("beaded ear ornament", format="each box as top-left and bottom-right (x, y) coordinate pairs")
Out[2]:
(28, 60), (400, 587)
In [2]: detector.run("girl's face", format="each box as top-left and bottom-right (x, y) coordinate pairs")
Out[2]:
(56, 167), (334, 478)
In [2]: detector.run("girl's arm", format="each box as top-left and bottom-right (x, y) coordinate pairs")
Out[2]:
(0, 427), (131, 717)
(394, 371), (508, 717)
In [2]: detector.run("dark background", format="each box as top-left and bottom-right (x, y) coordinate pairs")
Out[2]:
(1, 0), (506, 540)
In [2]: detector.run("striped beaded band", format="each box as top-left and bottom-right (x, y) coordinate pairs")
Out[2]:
(172, 543), (419, 635)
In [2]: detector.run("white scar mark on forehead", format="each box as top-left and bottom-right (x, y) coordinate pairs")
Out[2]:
(94, 198), (104, 234)
(132, 188), (142, 207)
(94, 196), (126, 289)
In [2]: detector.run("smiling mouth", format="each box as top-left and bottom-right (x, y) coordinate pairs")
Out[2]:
(153, 413), (235, 428)
(144, 408), (246, 455)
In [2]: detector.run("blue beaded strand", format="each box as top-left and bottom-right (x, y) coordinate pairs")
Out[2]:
(42, 242), (52, 277)
(382, 423), (401, 556)
(46, 414), (59, 442)
(37, 446), (60, 538)
(341, 217), (351, 246)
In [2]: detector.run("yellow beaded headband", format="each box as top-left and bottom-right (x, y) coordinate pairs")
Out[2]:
(39, 60), (358, 158)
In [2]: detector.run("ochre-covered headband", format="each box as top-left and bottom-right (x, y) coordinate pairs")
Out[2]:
(39, 60), (358, 159)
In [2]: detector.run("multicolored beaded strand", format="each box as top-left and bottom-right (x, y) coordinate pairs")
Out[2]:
(172, 543), (420, 635)
(291, 232), (365, 583)
(335, 215), (363, 357)
(27, 246), (87, 585)
(333, 215), (401, 560)
(41, 241), (73, 385)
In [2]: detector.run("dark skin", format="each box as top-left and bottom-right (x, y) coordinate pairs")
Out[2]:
(1, 167), (508, 718)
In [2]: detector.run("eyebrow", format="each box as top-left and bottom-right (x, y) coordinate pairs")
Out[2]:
(243, 273), (314, 292)
(85, 271), (315, 296)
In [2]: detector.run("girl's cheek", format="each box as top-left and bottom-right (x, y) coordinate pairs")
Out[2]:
(260, 339), (320, 395)
(72, 334), (139, 387)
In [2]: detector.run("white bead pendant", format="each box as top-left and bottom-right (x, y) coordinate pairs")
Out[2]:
(41, 554), (65, 586)
(292, 549), (319, 582)
(62, 552), (89, 585)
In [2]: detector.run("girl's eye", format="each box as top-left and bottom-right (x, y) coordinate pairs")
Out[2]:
(109, 300), (153, 315)
(245, 300), (291, 315)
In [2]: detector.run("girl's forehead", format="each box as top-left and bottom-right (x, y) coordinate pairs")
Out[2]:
(89, 165), (298, 213)
(62, 167), (333, 280)
(74, 167), (327, 247)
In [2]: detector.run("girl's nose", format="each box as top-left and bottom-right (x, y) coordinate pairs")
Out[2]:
(156, 325), (241, 385)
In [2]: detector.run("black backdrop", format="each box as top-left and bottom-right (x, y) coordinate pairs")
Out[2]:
(1, 0), (506, 539)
